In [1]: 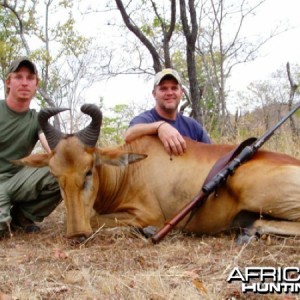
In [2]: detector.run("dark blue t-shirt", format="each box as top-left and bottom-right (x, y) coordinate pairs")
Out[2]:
(129, 108), (211, 143)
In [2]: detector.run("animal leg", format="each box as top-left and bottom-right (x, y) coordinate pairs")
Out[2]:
(250, 219), (300, 236)
(90, 212), (143, 229)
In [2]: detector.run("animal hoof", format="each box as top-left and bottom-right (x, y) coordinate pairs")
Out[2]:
(141, 226), (157, 238)
(68, 235), (87, 246)
(235, 232), (258, 245)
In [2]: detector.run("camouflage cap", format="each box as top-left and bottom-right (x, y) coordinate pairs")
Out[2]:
(6, 57), (38, 77)
(153, 68), (182, 87)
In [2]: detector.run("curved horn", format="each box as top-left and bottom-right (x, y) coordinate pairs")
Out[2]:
(38, 107), (69, 150)
(75, 104), (102, 147)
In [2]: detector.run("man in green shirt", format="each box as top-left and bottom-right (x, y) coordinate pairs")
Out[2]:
(0, 57), (61, 238)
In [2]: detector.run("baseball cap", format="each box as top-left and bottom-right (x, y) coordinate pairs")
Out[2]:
(153, 68), (182, 87)
(6, 57), (38, 77)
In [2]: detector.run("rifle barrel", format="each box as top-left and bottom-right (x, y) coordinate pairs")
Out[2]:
(254, 101), (300, 149)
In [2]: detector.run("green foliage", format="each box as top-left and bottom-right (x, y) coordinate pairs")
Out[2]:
(171, 49), (220, 131)
(100, 104), (136, 146)
(153, 17), (161, 28)
(0, 7), (22, 81)
(0, 0), (96, 121)
(51, 17), (90, 57)
(140, 24), (154, 36)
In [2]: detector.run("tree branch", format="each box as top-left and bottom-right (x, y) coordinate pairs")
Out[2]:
(114, 0), (162, 72)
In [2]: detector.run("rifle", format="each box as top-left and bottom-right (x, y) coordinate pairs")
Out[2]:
(151, 102), (300, 244)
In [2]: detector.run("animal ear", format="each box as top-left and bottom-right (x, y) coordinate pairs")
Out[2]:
(96, 148), (147, 166)
(11, 153), (50, 168)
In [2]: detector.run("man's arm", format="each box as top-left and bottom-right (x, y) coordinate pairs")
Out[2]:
(38, 132), (51, 153)
(125, 122), (186, 156)
(124, 121), (165, 143)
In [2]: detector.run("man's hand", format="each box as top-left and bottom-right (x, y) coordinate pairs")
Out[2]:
(157, 122), (186, 156)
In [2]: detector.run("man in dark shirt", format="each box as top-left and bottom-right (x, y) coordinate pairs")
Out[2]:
(125, 68), (211, 155)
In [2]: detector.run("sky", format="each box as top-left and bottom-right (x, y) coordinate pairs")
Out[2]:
(228, 0), (300, 88)
(81, 0), (300, 112)
(9, 0), (299, 112)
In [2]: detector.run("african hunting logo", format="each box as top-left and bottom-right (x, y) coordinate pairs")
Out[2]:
(227, 267), (300, 294)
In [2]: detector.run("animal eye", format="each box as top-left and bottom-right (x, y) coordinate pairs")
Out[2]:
(86, 170), (92, 177)
(83, 170), (92, 190)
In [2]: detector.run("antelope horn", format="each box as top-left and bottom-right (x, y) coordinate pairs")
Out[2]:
(75, 104), (102, 147)
(38, 107), (69, 150)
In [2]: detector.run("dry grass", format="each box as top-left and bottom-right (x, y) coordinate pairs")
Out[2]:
(1, 203), (300, 300)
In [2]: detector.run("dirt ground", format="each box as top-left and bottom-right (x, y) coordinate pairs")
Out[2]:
(0, 203), (300, 300)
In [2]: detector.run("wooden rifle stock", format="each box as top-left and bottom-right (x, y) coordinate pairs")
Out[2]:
(151, 102), (300, 244)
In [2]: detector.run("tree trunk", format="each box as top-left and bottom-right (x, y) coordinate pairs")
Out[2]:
(179, 0), (203, 124)
(286, 62), (299, 138)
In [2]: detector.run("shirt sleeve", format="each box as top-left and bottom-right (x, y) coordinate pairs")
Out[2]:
(194, 122), (211, 143)
(128, 111), (156, 127)
(200, 130), (212, 143)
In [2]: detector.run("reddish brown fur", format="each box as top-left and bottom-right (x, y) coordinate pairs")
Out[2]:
(17, 135), (300, 240)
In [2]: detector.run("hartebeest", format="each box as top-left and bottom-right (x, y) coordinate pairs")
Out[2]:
(15, 104), (300, 243)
